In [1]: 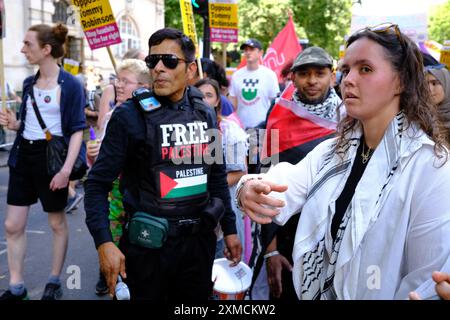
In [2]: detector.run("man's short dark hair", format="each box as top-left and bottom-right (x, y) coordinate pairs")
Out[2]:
(148, 28), (196, 63)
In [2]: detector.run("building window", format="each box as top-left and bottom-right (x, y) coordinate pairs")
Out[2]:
(114, 16), (140, 58)
(52, 0), (70, 24)
(66, 36), (83, 62)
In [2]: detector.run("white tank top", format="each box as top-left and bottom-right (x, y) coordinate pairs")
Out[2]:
(23, 86), (63, 140)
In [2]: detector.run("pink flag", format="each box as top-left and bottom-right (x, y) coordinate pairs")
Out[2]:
(262, 15), (302, 82)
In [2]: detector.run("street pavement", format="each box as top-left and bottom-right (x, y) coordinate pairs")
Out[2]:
(0, 150), (109, 300)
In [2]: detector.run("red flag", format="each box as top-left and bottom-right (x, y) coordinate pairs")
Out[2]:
(262, 83), (336, 160)
(237, 16), (301, 77)
(262, 16), (301, 82)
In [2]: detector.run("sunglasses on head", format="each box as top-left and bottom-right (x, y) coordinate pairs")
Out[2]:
(145, 54), (191, 69)
(361, 23), (407, 52)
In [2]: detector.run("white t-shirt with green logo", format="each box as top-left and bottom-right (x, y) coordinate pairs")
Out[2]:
(229, 65), (279, 129)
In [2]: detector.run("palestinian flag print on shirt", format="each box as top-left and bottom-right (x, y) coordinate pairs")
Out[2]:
(159, 167), (207, 200)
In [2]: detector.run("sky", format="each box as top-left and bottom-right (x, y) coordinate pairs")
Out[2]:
(349, 0), (448, 41)
(352, 0), (447, 16)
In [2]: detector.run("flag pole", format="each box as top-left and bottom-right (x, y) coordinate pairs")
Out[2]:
(197, 40), (203, 79)
(222, 43), (227, 68)
(0, 38), (7, 112)
(287, 8), (293, 18)
(106, 46), (117, 74)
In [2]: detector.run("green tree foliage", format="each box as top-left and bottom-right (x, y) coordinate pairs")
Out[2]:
(165, 0), (182, 30)
(238, 0), (305, 50)
(164, 0), (203, 37)
(163, 0), (352, 58)
(428, 0), (450, 44)
(164, 0), (302, 50)
(290, 0), (352, 58)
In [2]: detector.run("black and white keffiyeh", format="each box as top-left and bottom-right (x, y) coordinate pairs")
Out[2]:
(300, 207), (352, 300)
(292, 88), (341, 121)
(296, 112), (408, 300)
(258, 110), (449, 299)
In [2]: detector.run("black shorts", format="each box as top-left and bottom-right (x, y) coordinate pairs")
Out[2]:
(7, 138), (68, 212)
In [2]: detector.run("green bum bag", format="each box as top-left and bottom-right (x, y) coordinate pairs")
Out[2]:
(128, 212), (169, 249)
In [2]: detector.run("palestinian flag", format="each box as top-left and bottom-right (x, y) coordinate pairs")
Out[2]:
(159, 171), (207, 200)
(262, 83), (337, 165)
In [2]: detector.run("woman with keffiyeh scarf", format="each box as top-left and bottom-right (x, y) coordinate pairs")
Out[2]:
(236, 24), (450, 300)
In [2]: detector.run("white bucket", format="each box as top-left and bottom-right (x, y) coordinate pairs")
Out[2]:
(211, 258), (253, 300)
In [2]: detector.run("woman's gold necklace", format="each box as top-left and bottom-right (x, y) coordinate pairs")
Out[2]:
(361, 142), (373, 164)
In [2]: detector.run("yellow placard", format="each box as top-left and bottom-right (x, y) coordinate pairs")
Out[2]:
(71, 0), (116, 31)
(441, 41), (450, 69)
(71, 0), (121, 50)
(441, 51), (450, 69)
(209, 3), (238, 29)
(339, 44), (345, 59)
(179, 0), (199, 57)
(63, 58), (80, 75)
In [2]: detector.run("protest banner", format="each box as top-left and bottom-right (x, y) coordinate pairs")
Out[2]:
(63, 58), (80, 75)
(71, 0), (121, 71)
(179, 0), (199, 57)
(179, 0), (202, 76)
(209, 0), (238, 43)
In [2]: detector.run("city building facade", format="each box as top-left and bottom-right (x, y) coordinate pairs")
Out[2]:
(2, 0), (164, 93)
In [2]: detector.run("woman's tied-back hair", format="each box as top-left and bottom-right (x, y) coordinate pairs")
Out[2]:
(337, 25), (448, 158)
(148, 28), (196, 64)
(28, 23), (68, 59)
(117, 59), (152, 86)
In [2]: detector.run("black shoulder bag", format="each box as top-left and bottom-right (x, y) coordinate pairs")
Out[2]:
(29, 87), (87, 180)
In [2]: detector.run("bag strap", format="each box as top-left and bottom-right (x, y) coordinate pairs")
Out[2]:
(29, 86), (52, 141)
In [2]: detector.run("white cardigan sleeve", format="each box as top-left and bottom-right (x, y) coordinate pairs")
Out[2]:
(235, 139), (331, 226)
(395, 151), (450, 299)
(266, 140), (330, 226)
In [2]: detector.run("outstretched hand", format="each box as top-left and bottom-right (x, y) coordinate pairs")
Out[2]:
(409, 271), (450, 300)
(238, 179), (287, 224)
(432, 271), (450, 300)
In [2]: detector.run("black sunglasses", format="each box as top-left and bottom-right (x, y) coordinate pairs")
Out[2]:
(145, 54), (191, 69)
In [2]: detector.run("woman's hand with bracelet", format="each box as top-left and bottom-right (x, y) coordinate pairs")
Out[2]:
(236, 176), (288, 224)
